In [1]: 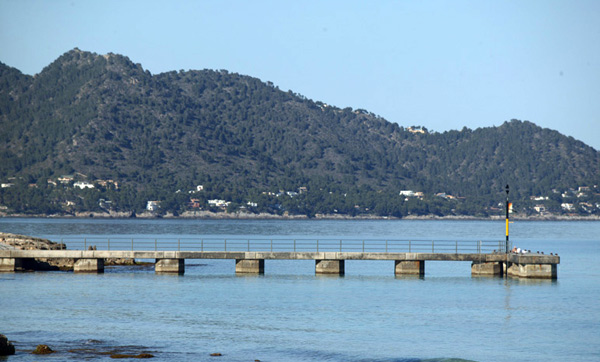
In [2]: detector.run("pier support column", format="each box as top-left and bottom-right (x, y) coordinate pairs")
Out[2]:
(471, 262), (503, 277)
(74, 258), (104, 273)
(235, 259), (264, 274)
(0, 258), (23, 272)
(315, 259), (345, 275)
(155, 259), (184, 274)
(395, 260), (424, 276)
(507, 263), (557, 279)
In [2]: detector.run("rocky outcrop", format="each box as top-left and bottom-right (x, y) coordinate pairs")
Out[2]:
(0, 232), (138, 269)
(0, 232), (73, 270)
(0, 334), (16, 356)
(0, 232), (66, 250)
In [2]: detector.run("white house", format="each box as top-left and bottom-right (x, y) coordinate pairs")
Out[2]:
(530, 196), (549, 201)
(58, 175), (74, 184)
(561, 203), (575, 211)
(208, 199), (230, 208)
(146, 201), (160, 211)
(74, 181), (95, 189)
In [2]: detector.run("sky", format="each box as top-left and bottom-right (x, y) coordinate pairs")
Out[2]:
(1, 0), (599, 150)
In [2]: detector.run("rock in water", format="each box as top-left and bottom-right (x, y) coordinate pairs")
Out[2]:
(0, 334), (16, 356)
(110, 353), (155, 358)
(32, 344), (54, 354)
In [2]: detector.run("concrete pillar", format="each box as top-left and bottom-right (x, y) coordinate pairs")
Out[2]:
(74, 258), (104, 273)
(235, 259), (264, 274)
(315, 259), (345, 275)
(395, 260), (424, 276)
(471, 262), (503, 277)
(0, 258), (23, 272)
(507, 263), (557, 279)
(155, 259), (184, 274)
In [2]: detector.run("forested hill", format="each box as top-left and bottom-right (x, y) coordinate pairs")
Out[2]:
(1, 49), (599, 217)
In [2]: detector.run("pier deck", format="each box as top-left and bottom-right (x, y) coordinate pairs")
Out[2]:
(0, 249), (559, 278)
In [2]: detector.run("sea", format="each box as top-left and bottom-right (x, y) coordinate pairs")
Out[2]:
(0, 218), (599, 362)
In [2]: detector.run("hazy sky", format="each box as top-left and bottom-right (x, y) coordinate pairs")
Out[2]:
(1, 0), (599, 150)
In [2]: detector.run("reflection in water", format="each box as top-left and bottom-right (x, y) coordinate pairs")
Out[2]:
(504, 278), (512, 323)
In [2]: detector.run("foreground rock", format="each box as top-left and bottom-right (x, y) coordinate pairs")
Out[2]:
(0, 334), (16, 356)
(32, 344), (54, 354)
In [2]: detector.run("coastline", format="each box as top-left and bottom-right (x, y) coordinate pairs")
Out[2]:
(1, 210), (599, 221)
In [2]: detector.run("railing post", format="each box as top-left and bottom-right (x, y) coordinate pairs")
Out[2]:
(201, 239), (204, 252)
(155, 239), (157, 251)
(178, 239), (181, 251)
(317, 240), (319, 252)
(362, 240), (364, 252)
(84, 238), (87, 250)
(224, 239), (227, 251)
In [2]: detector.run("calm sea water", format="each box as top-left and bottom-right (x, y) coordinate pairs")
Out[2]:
(0, 218), (599, 362)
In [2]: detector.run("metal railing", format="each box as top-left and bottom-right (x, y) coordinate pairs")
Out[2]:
(57, 237), (506, 254)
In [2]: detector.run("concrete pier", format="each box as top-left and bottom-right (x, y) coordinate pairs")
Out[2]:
(315, 259), (345, 275)
(235, 259), (264, 274)
(507, 263), (557, 279)
(155, 259), (184, 274)
(0, 249), (560, 279)
(0, 258), (23, 272)
(506, 254), (558, 279)
(74, 258), (104, 273)
(471, 261), (503, 277)
(395, 260), (424, 276)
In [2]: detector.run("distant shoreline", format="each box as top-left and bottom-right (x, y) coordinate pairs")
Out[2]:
(1, 211), (599, 221)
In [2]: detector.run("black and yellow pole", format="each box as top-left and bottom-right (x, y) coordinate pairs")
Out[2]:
(505, 184), (510, 253)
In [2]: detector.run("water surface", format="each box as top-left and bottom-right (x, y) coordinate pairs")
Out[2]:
(1, 218), (598, 361)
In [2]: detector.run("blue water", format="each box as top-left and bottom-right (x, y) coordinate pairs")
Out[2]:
(1, 218), (599, 362)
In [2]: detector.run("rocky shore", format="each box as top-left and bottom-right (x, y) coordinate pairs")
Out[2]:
(0, 336), (156, 359)
(0, 232), (137, 270)
(0, 232), (71, 270)
(2, 210), (599, 220)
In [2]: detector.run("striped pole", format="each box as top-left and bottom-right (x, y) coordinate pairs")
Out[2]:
(505, 184), (510, 253)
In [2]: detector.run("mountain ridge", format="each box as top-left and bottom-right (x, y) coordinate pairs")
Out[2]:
(1, 49), (598, 217)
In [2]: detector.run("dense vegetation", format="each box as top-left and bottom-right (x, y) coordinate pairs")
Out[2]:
(1, 49), (599, 217)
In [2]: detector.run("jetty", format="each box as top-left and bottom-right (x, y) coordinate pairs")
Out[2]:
(0, 238), (559, 279)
